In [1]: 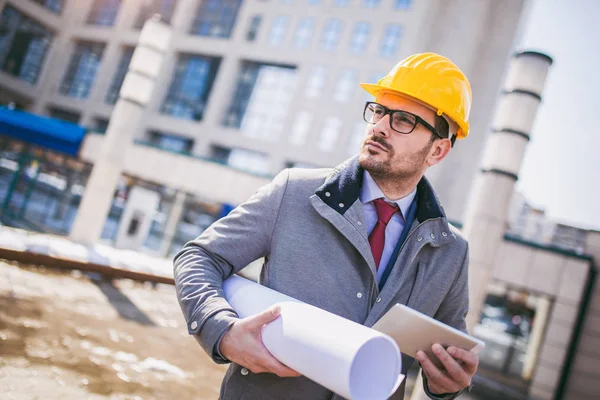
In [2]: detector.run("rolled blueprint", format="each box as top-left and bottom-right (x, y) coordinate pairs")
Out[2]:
(223, 275), (404, 400)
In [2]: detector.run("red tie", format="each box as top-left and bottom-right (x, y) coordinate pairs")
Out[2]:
(369, 198), (399, 270)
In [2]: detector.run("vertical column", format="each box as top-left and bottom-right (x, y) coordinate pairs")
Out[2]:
(522, 295), (551, 380)
(69, 18), (173, 245)
(464, 51), (553, 330)
(159, 190), (187, 257)
(410, 50), (553, 400)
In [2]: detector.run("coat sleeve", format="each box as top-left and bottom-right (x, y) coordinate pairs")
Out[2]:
(173, 169), (290, 362)
(422, 242), (471, 399)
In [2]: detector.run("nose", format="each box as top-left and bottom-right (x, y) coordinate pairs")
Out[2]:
(371, 114), (391, 138)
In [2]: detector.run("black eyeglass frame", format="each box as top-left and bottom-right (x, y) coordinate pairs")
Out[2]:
(362, 101), (444, 139)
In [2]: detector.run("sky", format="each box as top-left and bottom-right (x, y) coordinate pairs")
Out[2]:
(516, 0), (600, 230)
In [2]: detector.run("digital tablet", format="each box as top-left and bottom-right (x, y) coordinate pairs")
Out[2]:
(372, 304), (485, 369)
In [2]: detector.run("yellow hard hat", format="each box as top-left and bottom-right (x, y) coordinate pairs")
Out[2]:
(360, 52), (472, 139)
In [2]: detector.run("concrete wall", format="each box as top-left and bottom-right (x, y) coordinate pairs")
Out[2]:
(491, 240), (593, 399)
(562, 230), (600, 400)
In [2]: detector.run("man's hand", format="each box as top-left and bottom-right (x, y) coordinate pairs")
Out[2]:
(417, 344), (478, 395)
(220, 306), (301, 378)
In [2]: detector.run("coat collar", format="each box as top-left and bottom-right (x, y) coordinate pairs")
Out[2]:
(315, 156), (447, 223)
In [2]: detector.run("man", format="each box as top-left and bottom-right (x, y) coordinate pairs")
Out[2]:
(174, 52), (478, 399)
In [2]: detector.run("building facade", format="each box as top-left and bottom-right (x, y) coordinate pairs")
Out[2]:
(0, 0), (530, 223)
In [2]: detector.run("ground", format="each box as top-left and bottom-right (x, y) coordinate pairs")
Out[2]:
(0, 260), (227, 400)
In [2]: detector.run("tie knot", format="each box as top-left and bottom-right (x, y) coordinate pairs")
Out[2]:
(372, 198), (399, 225)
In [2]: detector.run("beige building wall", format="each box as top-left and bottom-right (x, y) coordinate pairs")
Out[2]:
(490, 239), (594, 399)
(0, 0), (529, 223)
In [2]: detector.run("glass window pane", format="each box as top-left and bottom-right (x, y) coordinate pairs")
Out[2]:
(335, 0), (351, 7)
(59, 41), (105, 99)
(246, 15), (262, 41)
(269, 15), (290, 46)
(105, 47), (133, 104)
(318, 117), (342, 152)
(0, 6), (54, 85)
(223, 62), (298, 142)
(304, 65), (327, 99)
(289, 112), (312, 146)
(31, 0), (64, 14)
(333, 68), (357, 103)
(363, 0), (381, 8)
(380, 24), (403, 58)
(294, 17), (314, 49)
(135, 0), (178, 28)
(87, 0), (122, 26)
(149, 130), (194, 154)
(320, 19), (342, 52)
(161, 54), (221, 121)
(349, 22), (370, 55)
(190, 0), (243, 39)
(394, 0), (412, 9)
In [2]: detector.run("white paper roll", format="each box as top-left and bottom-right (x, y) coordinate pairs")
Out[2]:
(223, 275), (404, 400)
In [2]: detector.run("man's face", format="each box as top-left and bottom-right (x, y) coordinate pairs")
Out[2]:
(358, 93), (440, 180)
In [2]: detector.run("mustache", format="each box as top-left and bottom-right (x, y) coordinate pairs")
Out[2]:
(365, 135), (393, 151)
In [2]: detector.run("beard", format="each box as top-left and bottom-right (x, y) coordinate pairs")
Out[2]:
(358, 134), (433, 180)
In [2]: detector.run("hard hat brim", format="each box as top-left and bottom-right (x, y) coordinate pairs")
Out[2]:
(359, 82), (469, 139)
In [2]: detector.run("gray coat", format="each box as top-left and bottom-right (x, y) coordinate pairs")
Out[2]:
(173, 157), (470, 400)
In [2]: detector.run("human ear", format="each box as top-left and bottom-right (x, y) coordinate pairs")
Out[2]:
(427, 139), (452, 167)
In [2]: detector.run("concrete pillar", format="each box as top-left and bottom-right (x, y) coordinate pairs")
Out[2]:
(522, 295), (551, 380)
(159, 190), (187, 257)
(410, 51), (553, 400)
(69, 18), (173, 245)
(465, 51), (553, 331)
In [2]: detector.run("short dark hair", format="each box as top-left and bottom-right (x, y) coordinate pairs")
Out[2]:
(432, 115), (456, 146)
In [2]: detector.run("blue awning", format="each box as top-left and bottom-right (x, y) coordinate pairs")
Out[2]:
(0, 107), (87, 156)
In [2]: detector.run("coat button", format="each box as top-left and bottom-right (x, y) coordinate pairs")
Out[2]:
(190, 321), (198, 330)
(339, 203), (344, 208)
(376, 297), (382, 303)
(431, 233), (435, 239)
(325, 192), (331, 197)
(357, 292), (363, 298)
(357, 221), (362, 226)
(417, 237), (423, 242)
(241, 368), (249, 376)
(442, 232), (448, 237)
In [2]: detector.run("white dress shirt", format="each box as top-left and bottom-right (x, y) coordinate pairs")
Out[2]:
(359, 171), (417, 284)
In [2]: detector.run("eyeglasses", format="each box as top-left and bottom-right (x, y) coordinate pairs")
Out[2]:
(363, 102), (442, 138)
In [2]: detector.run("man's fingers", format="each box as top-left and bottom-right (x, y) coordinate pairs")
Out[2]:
(448, 346), (479, 372)
(432, 344), (468, 385)
(248, 306), (281, 329)
(417, 351), (457, 393)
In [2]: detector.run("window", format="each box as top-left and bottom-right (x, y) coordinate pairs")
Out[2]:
(161, 54), (221, 121)
(335, 0), (351, 6)
(87, 0), (122, 26)
(269, 16), (290, 46)
(394, 0), (412, 9)
(105, 47), (133, 104)
(363, 0), (381, 8)
(48, 107), (81, 123)
(149, 131), (194, 154)
(0, 6), (54, 85)
(211, 146), (270, 175)
(320, 19), (342, 51)
(333, 68), (357, 103)
(246, 15), (262, 41)
(294, 17), (314, 49)
(135, 0), (178, 28)
(349, 22), (370, 55)
(304, 65), (327, 99)
(223, 62), (297, 142)
(60, 41), (105, 99)
(92, 117), (109, 134)
(289, 112), (312, 146)
(190, 0), (242, 39)
(31, 0), (63, 14)
(380, 24), (403, 58)
(308, 0), (322, 4)
(318, 118), (341, 152)
(347, 122), (366, 156)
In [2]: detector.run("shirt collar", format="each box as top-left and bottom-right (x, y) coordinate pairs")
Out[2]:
(359, 170), (417, 221)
